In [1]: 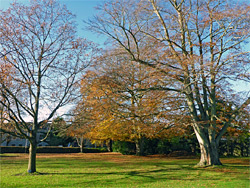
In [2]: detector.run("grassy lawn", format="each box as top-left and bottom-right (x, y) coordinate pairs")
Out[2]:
(0, 153), (249, 188)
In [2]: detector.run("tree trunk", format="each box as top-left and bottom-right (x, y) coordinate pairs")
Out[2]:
(107, 139), (113, 152)
(27, 140), (37, 173)
(195, 136), (222, 166)
(240, 141), (244, 157)
(80, 138), (84, 153)
(230, 140), (235, 156)
(193, 127), (222, 166)
(80, 144), (83, 153)
(6, 135), (11, 146)
(135, 137), (145, 156)
(76, 136), (84, 153)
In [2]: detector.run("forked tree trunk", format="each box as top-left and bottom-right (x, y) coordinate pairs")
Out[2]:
(27, 139), (37, 173)
(194, 129), (222, 166)
(75, 136), (85, 153)
(79, 138), (84, 153)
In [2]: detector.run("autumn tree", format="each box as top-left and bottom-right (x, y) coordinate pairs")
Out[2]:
(87, 0), (250, 165)
(79, 51), (187, 155)
(0, 61), (13, 145)
(0, 0), (95, 173)
(217, 97), (250, 156)
(68, 102), (94, 152)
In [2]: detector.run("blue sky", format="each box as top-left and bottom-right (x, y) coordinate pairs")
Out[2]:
(62, 0), (105, 43)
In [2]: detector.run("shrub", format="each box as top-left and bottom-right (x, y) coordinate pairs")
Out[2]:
(157, 140), (171, 154)
(112, 141), (136, 155)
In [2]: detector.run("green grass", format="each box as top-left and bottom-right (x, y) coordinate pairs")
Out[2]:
(0, 153), (249, 188)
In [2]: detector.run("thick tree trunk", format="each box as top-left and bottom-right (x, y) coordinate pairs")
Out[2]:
(197, 141), (222, 166)
(135, 137), (145, 156)
(27, 140), (37, 173)
(195, 132), (222, 166)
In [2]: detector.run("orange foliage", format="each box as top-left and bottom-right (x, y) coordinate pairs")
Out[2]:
(73, 52), (189, 144)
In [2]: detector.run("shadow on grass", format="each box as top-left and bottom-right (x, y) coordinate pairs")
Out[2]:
(13, 166), (215, 179)
(0, 154), (20, 158)
(7, 155), (249, 188)
(10, 162), (249, 188)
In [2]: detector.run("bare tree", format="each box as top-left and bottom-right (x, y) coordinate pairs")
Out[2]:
(0, 0), (96, 173)
(87, 0), (250, 166)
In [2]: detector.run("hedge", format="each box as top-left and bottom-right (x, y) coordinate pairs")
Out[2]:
(0, 146), (107, 154)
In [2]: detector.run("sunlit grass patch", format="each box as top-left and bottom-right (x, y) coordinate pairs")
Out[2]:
(0, 153), (249, 188)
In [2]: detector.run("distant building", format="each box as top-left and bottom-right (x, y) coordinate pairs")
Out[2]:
(1, 128), (50, 147)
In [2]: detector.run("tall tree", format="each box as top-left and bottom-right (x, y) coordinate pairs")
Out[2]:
(0, 0), (95, 173)
(87, 0), (250, 165)
(79, 51), (186, 155)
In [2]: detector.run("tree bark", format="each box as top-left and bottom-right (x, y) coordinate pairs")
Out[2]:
(135, 137), (145, 156)
(80, 145), (83, 153)
(230, 140), (235, 156)
(27, 139), (37, 173)
(107, 139), (113, 152)
(194, 128), (222, 166)
(79, 138), (84, 153)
